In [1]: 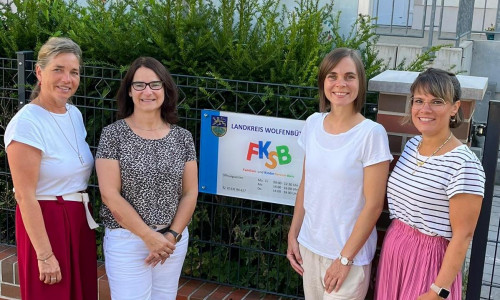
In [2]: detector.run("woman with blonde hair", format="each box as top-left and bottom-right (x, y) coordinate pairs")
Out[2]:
(5, 37), (98, 299)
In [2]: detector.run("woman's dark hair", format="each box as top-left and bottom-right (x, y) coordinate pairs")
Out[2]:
(117, 57), (178, 124)
(317, 48), (366, 113)
(409, 68), (463, 128)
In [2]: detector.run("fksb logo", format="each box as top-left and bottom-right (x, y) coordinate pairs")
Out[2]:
(246, 141), (291, 169)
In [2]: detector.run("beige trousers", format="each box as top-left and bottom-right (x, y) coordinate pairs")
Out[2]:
(300, 244), (370, 300)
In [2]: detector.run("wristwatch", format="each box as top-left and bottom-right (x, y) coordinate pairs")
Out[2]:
(338, 254), (353, 266)
(430, 283), (450, 299)
(166, 228), (182, 243)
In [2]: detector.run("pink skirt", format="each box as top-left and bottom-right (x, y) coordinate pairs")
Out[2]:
(374, 219), (462, 300)
(16, 197), (97, 300)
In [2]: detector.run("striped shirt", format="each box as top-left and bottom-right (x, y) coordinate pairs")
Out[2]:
(387, 136), (485, 240)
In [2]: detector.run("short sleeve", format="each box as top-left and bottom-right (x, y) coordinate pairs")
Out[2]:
(4, 117), (45, 152)
(297, 122), (307, 151)
(361, 124), (393, 167)
(446, 159), (485, 199)
(96, 126), (120, 160)
(298, 113), (318, 151)
(183, 130), (197, 162)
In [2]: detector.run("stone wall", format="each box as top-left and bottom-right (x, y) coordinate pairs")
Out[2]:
(374, 41), (474, 74)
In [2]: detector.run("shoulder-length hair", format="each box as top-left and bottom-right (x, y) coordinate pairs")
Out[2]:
(317, 48), (366, 113)
(116, 57), (178, 124)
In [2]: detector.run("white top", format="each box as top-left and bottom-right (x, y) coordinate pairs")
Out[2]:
(4, 103), (93, 196)
(387, 136), (485, 239)
(297, 112), (393, 265)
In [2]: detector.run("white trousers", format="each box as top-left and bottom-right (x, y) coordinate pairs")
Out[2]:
(104, 227), (189, 300)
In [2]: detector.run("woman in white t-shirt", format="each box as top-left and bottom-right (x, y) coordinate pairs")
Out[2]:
(287, 48), (392, 299)
(374, 68), (485, 300)
(4, 37), (98, 299)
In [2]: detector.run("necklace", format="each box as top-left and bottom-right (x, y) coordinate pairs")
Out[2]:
(413, 132), (453, 175)
(36, 99), (84, 165)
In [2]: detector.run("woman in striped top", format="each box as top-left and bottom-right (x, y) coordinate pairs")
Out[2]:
(374, 68), (485, 300)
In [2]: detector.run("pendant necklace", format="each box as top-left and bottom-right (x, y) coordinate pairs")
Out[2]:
(37, 99), (85, 165)
(413, 132), (453, 175)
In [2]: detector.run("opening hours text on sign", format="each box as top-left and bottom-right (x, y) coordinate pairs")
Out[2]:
(199, 110), (305, 206)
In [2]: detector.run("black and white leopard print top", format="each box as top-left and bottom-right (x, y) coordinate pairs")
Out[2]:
(96, 119), (197, 229)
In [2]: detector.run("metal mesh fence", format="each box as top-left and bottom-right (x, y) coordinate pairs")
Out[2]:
(0, 55), (338, 298)
(3, 53), (499, 299)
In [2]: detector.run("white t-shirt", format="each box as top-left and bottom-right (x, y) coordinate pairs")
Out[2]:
(4, 103), (93, 196)
(297, 112), (392, 265)
(387, 136), (485, 240)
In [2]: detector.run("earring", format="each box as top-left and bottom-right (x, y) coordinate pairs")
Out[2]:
(450, 115), (456, 122)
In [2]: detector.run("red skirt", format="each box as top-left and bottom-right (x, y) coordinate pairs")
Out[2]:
(16, 197), (97, 300)
(374, 219), (462, 300)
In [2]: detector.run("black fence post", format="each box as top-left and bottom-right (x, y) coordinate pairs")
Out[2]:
(466, 100), (500, 299)
(16, 51), (34, 109)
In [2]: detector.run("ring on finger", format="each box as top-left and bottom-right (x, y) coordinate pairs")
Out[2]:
(51, 277), (56, 282)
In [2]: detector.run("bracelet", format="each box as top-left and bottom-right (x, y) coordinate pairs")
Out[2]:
(37, 252), (54, 263)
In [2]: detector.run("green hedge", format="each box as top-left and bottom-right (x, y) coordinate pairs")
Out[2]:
(0, 0), (395, 85)
(0, 1), (443, 297)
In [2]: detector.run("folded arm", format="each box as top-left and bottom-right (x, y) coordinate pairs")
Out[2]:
(96, 158), (175, 266)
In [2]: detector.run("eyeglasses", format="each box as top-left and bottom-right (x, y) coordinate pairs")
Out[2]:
(411, 97), (448, 109)
(131, 81), (163, 91)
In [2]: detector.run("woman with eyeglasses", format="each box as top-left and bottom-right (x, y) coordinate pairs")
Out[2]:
(95, 57), (198, 299)
(374, 68), (485, 300)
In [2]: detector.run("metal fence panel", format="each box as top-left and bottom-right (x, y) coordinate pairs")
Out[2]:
(467, 100), (500, 300)
(0, 57), (20, 245)
(455, 0), (475, 44)
(0, 53), (332, 298)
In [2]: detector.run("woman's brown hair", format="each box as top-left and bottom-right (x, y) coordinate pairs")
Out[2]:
(317, 48), (366, 113)
(408, 68), (463, 128)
